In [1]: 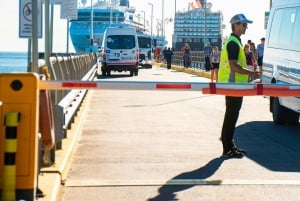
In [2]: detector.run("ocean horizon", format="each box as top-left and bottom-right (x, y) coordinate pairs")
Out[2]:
(0, 51), (28, 73)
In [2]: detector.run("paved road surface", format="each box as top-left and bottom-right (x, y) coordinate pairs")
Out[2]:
(54, 66), (300, 201)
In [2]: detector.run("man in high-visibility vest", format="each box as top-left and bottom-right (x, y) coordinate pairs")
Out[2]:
(218, 14), (260, 158)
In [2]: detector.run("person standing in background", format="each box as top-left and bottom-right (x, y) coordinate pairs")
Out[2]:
(155, 46), (161, 62)
(181, 43), (191, 68)
(257, 37), (265, 75)
(165, 47), (173, 69)
(209, 46), (220, 82)
(162, 47), (168, 64)
(250, 42), (257, 70)
(204, 42), (212, 71)
(244, 44), (257, 81)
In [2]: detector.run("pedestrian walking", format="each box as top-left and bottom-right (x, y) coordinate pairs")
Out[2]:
(204, 42), (212, 71)
(218, 13), (260, 158)
(165, 47), (173, 69)
(209, 46), (220, 82)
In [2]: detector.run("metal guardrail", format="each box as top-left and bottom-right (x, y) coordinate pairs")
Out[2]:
(163, 51), (206, 70)
(38, 53), (98, 165)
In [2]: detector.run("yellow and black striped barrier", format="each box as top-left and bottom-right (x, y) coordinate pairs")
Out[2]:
(0, 73), (39, 201)
(2, 112), (20, 201)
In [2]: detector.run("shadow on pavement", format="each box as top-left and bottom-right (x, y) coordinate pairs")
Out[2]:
(97, 74), (132, 79)
(147, 157), (225, 201)
(147, 121), (300, 201)
(235, 121), (300, 172)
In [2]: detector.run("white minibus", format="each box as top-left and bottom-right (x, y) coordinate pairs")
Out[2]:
(263, 0), (300, 125)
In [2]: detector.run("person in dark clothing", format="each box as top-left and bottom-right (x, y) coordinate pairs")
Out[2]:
(204, 42), (212, 71)
(218, 14), (260, 158)
(165, 47), (173, 69)
(162, 47), (168, 64)
(181, 43), (191, 68)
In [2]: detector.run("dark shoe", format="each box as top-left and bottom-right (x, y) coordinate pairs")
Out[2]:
(232, 140), (246, 154)
(36, 188), (45, 198)
(222, 149), (244, 158)
(233, 146), (246, 154)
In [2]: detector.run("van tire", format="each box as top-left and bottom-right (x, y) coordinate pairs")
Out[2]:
(286, 110), (299, 126)
(272, 97), (288, 125)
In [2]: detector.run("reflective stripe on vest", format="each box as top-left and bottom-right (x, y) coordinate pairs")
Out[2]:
(218, 36), (249, 83)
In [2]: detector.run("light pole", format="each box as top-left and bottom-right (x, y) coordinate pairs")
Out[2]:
(204, 0), (207, 49)
(141, 11), (145, 31)
(148, 3), (153, 36)
(90, 0), (94, 47)
(162, 0), (164, 36)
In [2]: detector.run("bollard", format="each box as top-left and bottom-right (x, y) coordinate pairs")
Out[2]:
(2, 112), (20, 201)
(0, 73), (39, 201)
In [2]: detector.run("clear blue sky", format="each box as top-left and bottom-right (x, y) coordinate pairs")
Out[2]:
(0, 0), (270, 52)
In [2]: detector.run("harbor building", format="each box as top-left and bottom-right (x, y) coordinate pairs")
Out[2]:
(172, 1), (223, 51)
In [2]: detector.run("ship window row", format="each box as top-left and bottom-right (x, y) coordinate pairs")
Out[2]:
(176, 16), (221, 20)
(73, 23), (117, 29)
(175, 38), (220, 43)
(175, 24), (220, 28)
(175, 20), (221, 24)
(176, 31), (220, 35)
(175, 33), (220, 37)
(79, 12), (125, 18)
(73, 18), (125, 22)
(175, 28), (221, 32)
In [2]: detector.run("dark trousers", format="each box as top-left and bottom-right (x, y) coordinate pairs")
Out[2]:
(167, 58), (172, 69)
(183, 54), (190, 67)
(205, 56), (211, 71)
(221, 96), (243, 153)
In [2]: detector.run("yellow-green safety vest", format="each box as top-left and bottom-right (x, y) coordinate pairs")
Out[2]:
(218, 36), (249, 83)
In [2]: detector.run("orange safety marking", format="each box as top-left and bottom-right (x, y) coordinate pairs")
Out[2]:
(156, 83), (192, 89)
(209, 82), (216, 94)
(256, 84), (263, 95)
(62, 82), (97, 88)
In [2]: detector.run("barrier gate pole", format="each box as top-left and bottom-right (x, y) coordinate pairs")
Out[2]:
(2, 112), (20, 201)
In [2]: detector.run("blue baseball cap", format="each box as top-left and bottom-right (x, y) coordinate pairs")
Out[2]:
(230, 14), (253, 24)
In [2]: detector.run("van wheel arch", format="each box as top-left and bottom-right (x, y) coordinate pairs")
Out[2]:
(270, 78), (299, 126)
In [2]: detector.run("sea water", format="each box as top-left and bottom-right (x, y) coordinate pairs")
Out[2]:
(0, 51), (28, 73)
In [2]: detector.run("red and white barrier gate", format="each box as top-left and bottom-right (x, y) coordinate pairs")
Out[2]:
(39, 80), (300, 97)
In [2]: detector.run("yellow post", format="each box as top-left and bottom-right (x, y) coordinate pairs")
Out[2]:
(0, 73), (39, 201)
(2, 112), (20, 201)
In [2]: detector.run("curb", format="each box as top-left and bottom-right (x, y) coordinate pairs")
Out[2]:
(154, 62), (211, 79)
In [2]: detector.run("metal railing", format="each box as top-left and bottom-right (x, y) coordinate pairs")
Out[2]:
(160, 51), (206, 70)
(38, 53), (98, 165)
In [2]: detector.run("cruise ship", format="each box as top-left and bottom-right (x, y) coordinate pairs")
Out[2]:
(172, 0), (223, 51)
(70, 0), (141, 52)
(70, 0), (167, 53)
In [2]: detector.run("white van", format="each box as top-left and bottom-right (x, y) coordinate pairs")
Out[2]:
(137, 33), (153, 68)
(263, 0), (300, 125)
(97, 26), (139, 77)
